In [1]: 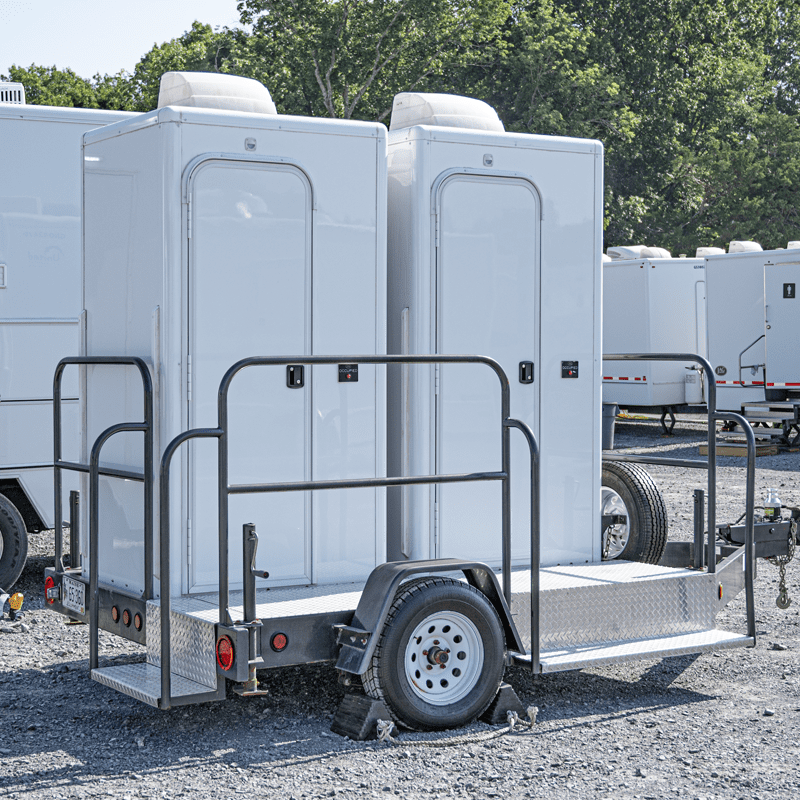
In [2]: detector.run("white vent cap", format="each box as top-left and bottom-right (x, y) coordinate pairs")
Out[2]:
(0, 81), (25, 105)
(728, 240), (762, 253)
(157, 72), (277, 115)
(641, 246), (671, 259)
(787, 241), (800, 250)
(696, 247), (725, 257)
(601, 253), (612, 262)
(390, 92), (504, 132)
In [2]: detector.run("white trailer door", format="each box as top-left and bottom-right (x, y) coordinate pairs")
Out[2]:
(765, 261), (800, 387)
(435, 174), (539, 564)
(189, 162), (312, 592)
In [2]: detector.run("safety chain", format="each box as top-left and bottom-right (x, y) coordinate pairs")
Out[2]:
(602, 529), (611, 561)
(767, 518), (796, 610)
(376, 706), (538, 748)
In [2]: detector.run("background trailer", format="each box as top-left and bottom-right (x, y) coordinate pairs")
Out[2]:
(0, 92), (133, 589)
(602, 250), (707, 415)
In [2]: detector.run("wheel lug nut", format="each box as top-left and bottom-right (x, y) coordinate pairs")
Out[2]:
(440, 664), (446, 669)
(422, 650), (428, 656)
(426, 665), (432, 670)
(433, 640), (440, 645)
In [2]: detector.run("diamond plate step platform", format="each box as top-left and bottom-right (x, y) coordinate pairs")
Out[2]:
(509, 561), (736, 654)
(515, 629), (753, 673)
(92, 663), (222, 708)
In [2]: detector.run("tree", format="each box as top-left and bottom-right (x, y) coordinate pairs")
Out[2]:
(236, 0), (511, 120)
(1, 64), (99, 108)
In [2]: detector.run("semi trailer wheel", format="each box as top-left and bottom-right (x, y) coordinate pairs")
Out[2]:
(363, 576), (505, 731)
(601, 461), (667, 564)
(0, 494), (28, 590)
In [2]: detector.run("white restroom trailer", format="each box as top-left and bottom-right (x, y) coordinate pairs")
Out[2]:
(0, 98), (134, 589)
(45, 84), (778, 734)
(704, 245), (800, 411)
(602, 253), (707, 408)
(385, 93), (604, 568)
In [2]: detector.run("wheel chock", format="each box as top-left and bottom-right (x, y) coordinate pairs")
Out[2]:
(330, 692), (397, 741)
(479, 682), (525, 725)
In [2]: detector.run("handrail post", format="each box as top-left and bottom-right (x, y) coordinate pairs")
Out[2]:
(500, 381), (512, 606)
(53, 362), (65, 572)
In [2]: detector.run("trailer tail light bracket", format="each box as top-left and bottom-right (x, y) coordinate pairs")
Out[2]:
(215, 624), (250, 682)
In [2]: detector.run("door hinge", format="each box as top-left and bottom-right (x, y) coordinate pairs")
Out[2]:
(434, 500), (439, 551)
(187, 519), (192, 566)
(187, 354), (192, 402)
(434, 363), (440, 395)
(434, 211), (440, 248)
(187, 193), (193, 239)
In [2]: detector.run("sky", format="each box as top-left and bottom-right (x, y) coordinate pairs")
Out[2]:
(0, 0), (244, 78)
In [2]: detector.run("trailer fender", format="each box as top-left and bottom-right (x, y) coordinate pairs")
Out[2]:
(334, 559), (524, 676)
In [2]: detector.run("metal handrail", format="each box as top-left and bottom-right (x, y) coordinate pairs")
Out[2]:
(738, 334), (766, 385)
(53, 357), (154, 669)
(156, 353), (540, 708)
(603, 353), (756, 641)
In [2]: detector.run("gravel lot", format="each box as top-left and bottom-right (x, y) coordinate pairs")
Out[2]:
(2, 413), (799, 800)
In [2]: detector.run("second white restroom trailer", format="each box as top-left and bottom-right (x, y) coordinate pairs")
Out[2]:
(77, 87), (388, 602)
(602, 254), (707, 410)
(386, 93), (604, 567)
(0, 99), (134, 589)
(704, 245), (800, 411)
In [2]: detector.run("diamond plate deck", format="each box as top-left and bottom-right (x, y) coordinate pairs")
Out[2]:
(510, 561), (725, 651)
(146, 602), (216, 688)
(91, 663), (216, 707)
(521, 629), (753, 673)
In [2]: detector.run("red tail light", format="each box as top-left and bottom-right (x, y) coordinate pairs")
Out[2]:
(216, 635), (235, 671)
(134, 612), (143, 631)
(122, 609), (132, 627)
(44, 576), (56, 605)
(270, 632), (289, 652)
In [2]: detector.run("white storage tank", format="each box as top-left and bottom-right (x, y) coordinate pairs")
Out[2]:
(602, 249), (707, 408)
(386, 92), (603, 567)
(81, 74), (388, 597)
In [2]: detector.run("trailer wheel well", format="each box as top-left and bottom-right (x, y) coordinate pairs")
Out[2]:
(0, 481), (45, 533)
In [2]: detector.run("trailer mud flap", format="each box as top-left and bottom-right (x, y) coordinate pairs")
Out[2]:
(334, 559), (524, 675)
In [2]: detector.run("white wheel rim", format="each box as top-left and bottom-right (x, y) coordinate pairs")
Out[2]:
(601, 486), (630, 559)
(403, 610), (483, 706)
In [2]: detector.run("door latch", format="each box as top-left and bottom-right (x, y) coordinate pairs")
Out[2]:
(519, 361), (534, 384)
(287, 365), (304, 388)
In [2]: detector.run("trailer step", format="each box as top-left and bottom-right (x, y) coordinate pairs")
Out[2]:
(717, 427), (786, 438)
(91, 663), (222, 708)
(514, 629), (753, 673)
(700, 442), (780, 456)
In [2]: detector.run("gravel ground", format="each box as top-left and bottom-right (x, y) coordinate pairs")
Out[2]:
(2, 413), (799, 800)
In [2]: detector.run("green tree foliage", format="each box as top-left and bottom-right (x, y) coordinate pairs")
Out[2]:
(1, 64), (99, 108)
(236, 0), (511, 120)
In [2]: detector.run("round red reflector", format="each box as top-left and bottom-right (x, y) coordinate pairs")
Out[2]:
(111, 606), (120, 623)
(134, 613), (143, 631)
(44, 576), (55, 605)
(216, 636), (235, 671)
(122, 609), (132, 627)
(270, 632), (289, 652)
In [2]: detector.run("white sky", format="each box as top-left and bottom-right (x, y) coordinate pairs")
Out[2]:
(0, 0), (244, 78)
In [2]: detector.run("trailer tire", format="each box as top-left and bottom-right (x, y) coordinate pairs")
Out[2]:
(601, 461), (667, 564)
(0, 494), (28, 591)
(362, 576), (505, 731)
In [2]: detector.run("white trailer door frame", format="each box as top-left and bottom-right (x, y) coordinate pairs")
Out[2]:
(432, 169), (541, 565)
(187, 158), (313, 593)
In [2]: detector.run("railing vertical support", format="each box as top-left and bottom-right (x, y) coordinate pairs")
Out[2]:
(693, 489), (704, 569)
(69, 490), (80, 570)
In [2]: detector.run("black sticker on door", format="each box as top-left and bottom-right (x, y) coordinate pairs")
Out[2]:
(784, 283), (796, 299)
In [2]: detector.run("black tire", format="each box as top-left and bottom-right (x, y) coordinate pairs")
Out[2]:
(601, 460), (667, 564)
(0, 494), (28, 590)
(363, 576), (505, 731)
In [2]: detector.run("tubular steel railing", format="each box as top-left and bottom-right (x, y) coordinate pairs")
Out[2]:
(53, 357), (154, 671)
(157, 354), (540, 707)
(602, 353), (756, 641)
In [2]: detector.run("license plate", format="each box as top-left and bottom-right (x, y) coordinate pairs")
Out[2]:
(62, 575), (86, 616)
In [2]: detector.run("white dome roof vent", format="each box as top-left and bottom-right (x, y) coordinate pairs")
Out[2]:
(157, 72), (277, 115)
(641, 246), (671, 259)
(696, 247), (725, 257)
(601, 253), (612, 263)
(606, 245), (648, 260)
(389, 92), (504, 132)
(728, 240), (762, 253)
(787, 241), (800, 250)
